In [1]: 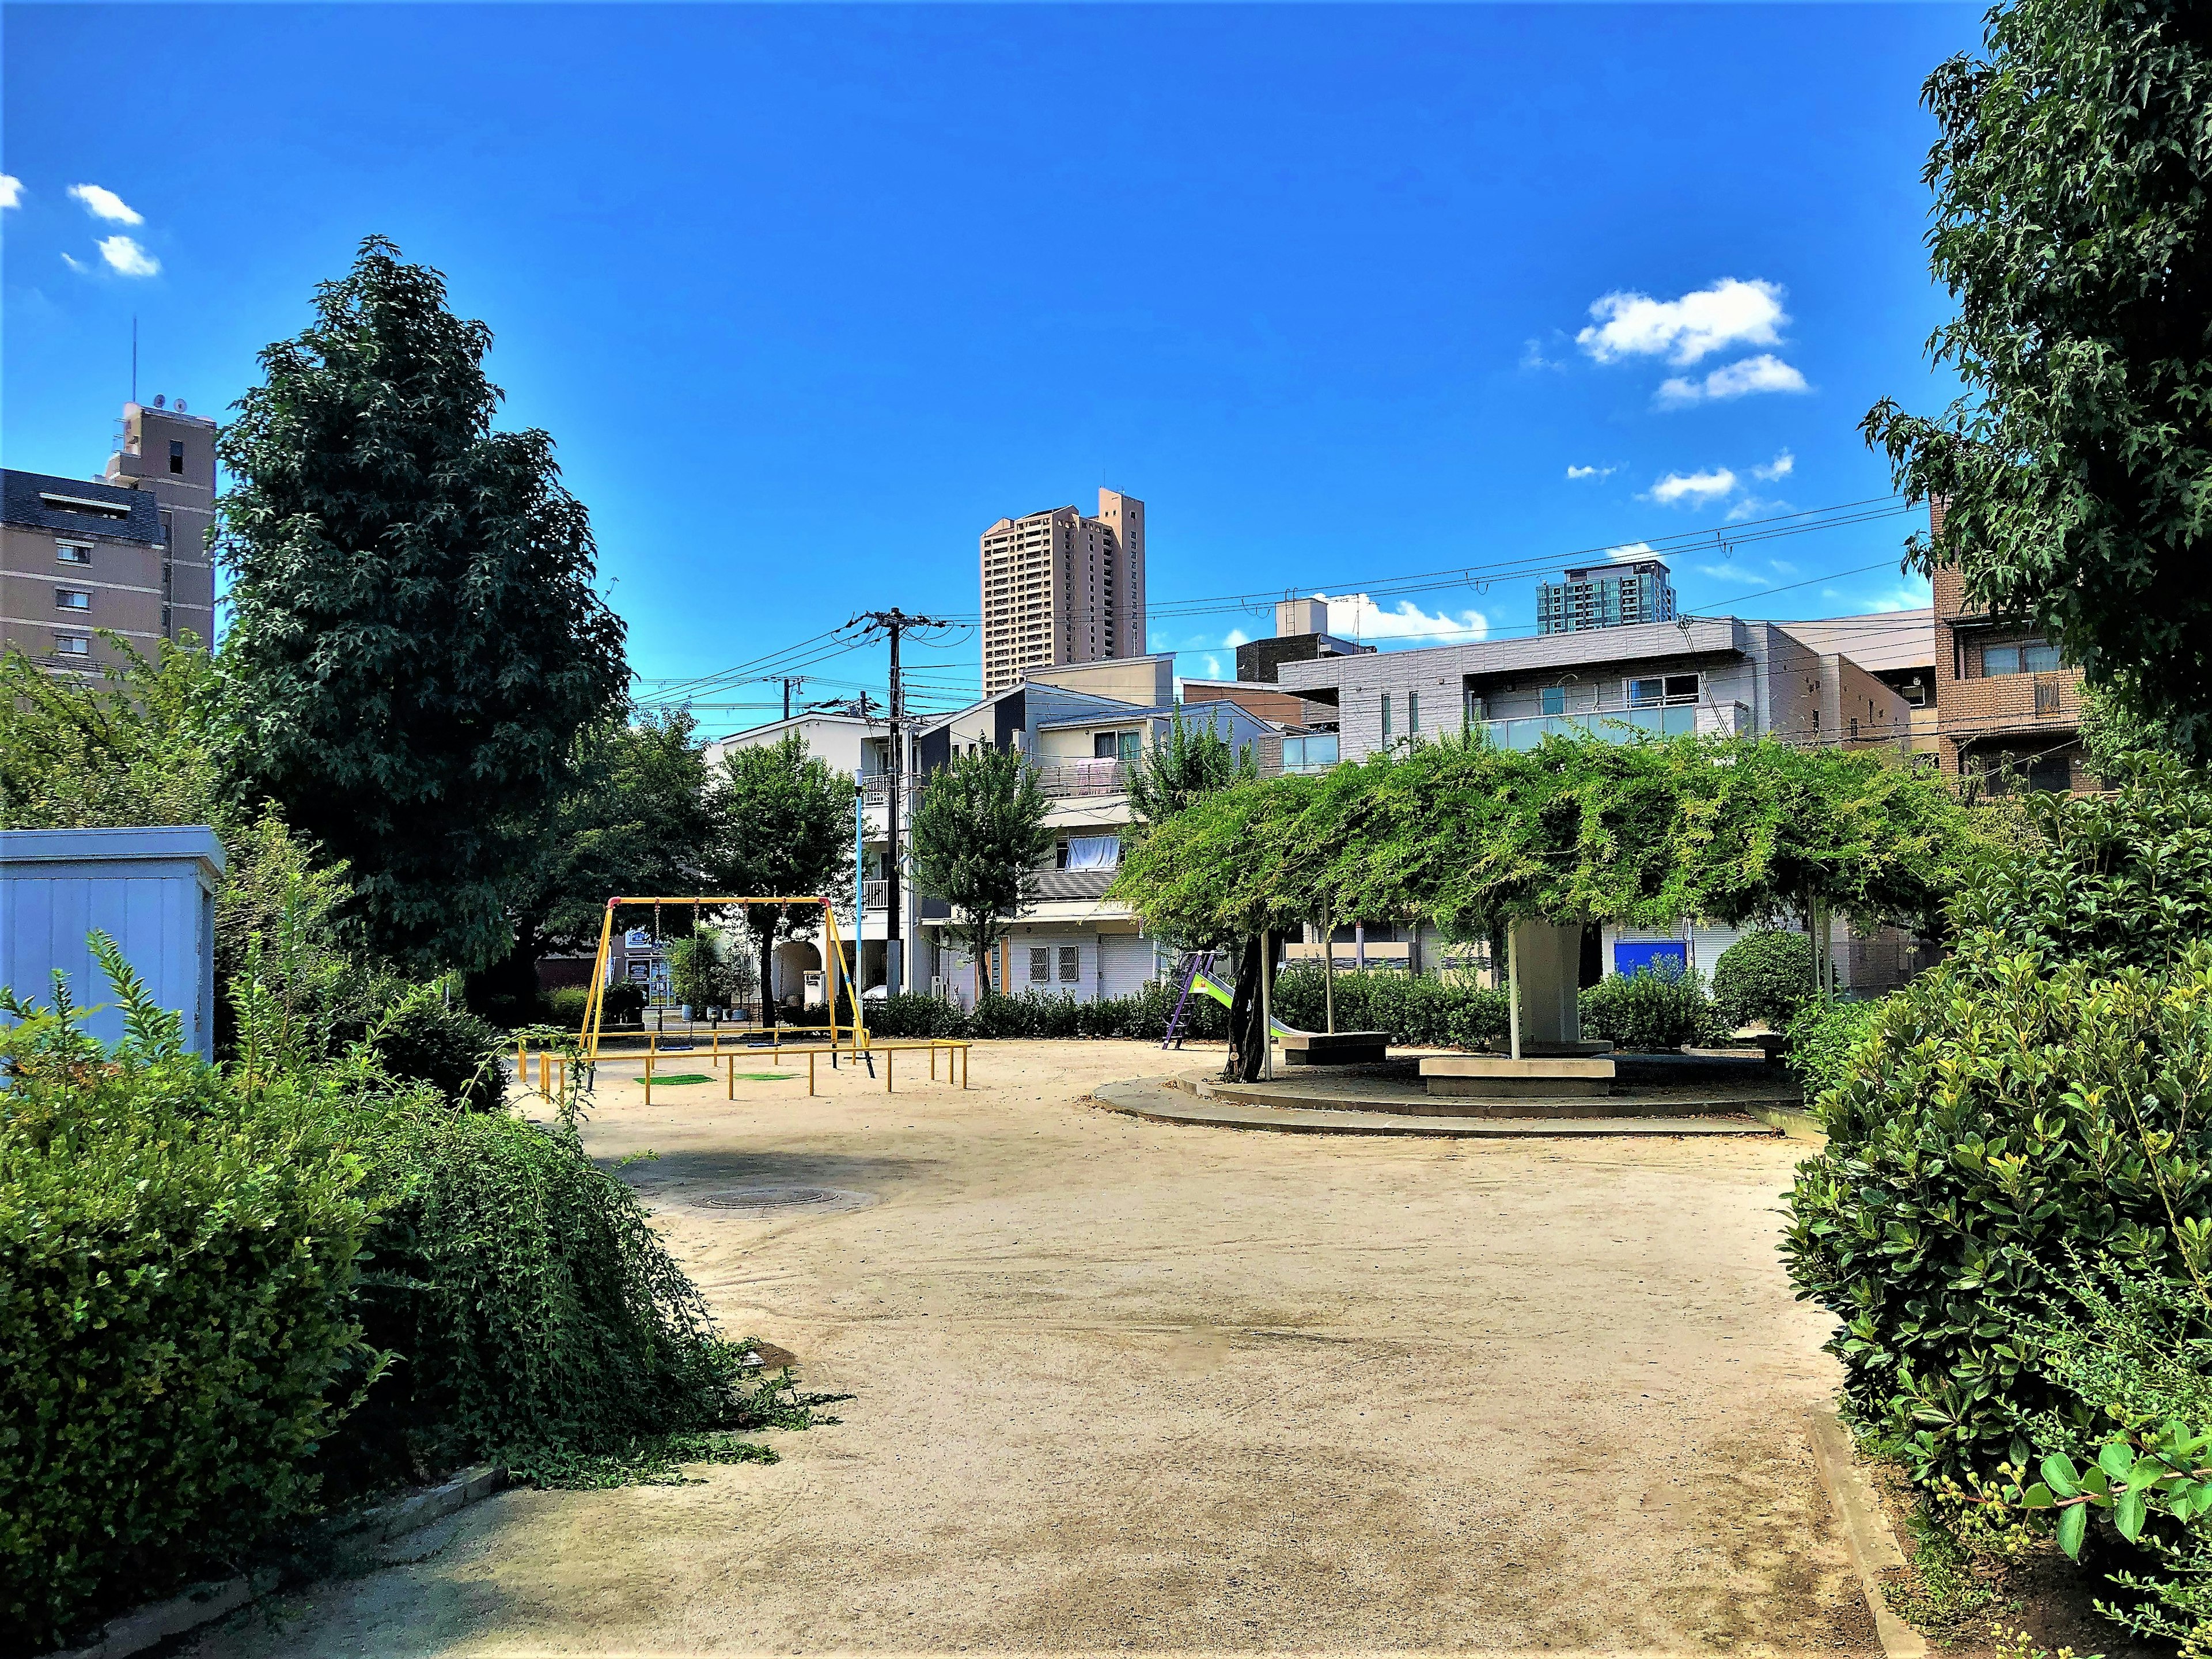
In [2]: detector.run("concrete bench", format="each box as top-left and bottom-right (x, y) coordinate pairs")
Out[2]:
(1419, 1055), (1617, 1098)
(1279, 1029), (1392, 1066)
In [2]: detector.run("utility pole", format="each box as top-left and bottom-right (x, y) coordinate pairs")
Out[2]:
(850, 609), (954, 996)
(775, 676), (806, 722)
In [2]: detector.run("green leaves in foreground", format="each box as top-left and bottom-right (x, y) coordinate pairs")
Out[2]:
(2026, 1425), (2212, 1559)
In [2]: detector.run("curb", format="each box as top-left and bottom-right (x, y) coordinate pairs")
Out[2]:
(1749, 1103), (1826, 1142)
(1805, 1410), (1928, 1659)
(43, 1465), (507, 1659)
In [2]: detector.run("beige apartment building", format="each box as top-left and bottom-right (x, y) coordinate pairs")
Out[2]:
(979, 487), (1146, 694)
(2, 402), (218, 671)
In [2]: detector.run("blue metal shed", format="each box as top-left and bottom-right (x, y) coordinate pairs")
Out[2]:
(1, 826), (226, 1058)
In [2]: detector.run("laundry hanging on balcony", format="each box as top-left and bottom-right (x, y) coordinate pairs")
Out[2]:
(1063, 835), (1122, 872)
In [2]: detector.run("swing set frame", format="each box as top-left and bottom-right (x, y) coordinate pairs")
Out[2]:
(579, 893), (869, 1060)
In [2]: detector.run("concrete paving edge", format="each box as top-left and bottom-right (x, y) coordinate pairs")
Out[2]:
(1805, 1408), (1929, 1659)
(41, 1465), (508, 1659)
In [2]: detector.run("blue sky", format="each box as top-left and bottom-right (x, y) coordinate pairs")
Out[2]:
(3, 3), (1976, 732)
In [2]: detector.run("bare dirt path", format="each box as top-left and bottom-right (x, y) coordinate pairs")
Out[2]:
(189, 1039), (1876, 1658)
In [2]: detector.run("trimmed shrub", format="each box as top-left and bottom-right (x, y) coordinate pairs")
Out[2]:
(1578, 966), (1722, 1051)
(1783, 945), (2212, 1490)
(1710, 928), (1815, 1032)
(1267, 965), (1505, 1048)
(599, 983), (647, 1027)
(1, 963), (371, 1652)
(546, 986), (592, 1027)
(369, 982), (505, 1110)
(1782, 995), (1888, 1100)
(858, 979), (1229, 1043)
(868, 992), (969, 1040)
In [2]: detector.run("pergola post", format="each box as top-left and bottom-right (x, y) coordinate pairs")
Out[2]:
(1259, 927), (1275, 1081)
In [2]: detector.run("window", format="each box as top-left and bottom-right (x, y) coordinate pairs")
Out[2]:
(2029, 754), (2072, 794)
(1983, 640), (2062, 676)
(1058, 946), (1080, 984)
(55, 589), (90, 611)
(53, 634), (90, 656)
(40, 492), (129, 520)
(1282, 733), (1339, 772)
(169, 440), (185, 475)
(1119, 730), (1142, 763)
(1407, 691), (1420, 733)
(2035, 678), (2062, 717)
(1380, 694), (1393, 741)
(1900, 678), (1929, 708)
(1029, 948), (1051, 984)
(1540, 686), (1566, 717)
(56, 542), (91, 566)
(1093, 730), (1141, 762)
(1628, 674), (1700, 707)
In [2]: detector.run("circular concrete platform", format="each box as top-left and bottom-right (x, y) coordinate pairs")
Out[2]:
(1093, 1074), (1785, 1138)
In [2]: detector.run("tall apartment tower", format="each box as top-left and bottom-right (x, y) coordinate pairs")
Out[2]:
(1536, 559), (1676, 635)
(1, 401), (218, 671)
(979, 487), (1145, 694)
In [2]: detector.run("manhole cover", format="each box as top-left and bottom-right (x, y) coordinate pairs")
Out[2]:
(695, 1185), (874, 1214)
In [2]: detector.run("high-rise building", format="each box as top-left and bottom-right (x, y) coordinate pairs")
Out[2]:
(1, 400), (218, 672)
(1536, 559), (1676, 635)
(980, 487), (1146, 695)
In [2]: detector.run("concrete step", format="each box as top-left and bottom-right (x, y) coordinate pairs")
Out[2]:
(1092, 1078), (1781, 1139)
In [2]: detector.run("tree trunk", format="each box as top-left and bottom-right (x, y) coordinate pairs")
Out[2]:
(1226, 934), (1266, 1081)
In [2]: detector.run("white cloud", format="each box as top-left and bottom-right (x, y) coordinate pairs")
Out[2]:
(1698, 564), (1770, 585)
(1752, 449), (1796, 482)
(0, 176), (21, 210)
(1222, 628), (1250, 650)
(1521, 338), (1565, 372)
(1770, 558), (1800, 577)
(69, 184), (143, 225)
(1577, 278), (1787, 366)
(1319, 592), (1488, 645)
(1565, 464), (1615, 482)
(1605, 541), (1656, 561)
(1863, 578), (1934, 613)
(1646, 468), (1737, 507)
(1726, 495), (1787, 522)
(1201, 654), (1224, 680)
(97, 236), (160, 278)
(1656, 354), (1810, 407)
(60, 252), (88, 273)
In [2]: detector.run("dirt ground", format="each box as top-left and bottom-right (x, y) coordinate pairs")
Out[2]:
(189, 1038), (1879, 1658)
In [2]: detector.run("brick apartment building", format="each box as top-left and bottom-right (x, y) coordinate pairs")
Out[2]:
(1929, 502), (2088, 793)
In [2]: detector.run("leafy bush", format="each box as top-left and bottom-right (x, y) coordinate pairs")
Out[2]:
(1710, 929), (1815, 1031)
(1268, 965), (1491, 1047)
(0, 951), (372, 1652)
(861, 979), (1229, 1043)
(867, 992), (972, 1040)
(1784, 945), (2212, 1491)
(366, 982), (505, 1110)
(1782, 996), (1889, 1100)
(336, 1100), (775, 1489)
(1578, 966), (1721, 1051)
(546, 986), (592, 1027)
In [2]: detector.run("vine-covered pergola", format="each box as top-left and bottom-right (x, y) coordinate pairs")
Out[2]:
(1112, 732), (1987, 1075)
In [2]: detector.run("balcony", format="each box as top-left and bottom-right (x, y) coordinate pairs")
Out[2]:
(1032, 759), (1133, 797)
(1281, 733), (1339, 772)
(1480, 699), (1749, 752)
(862, 879), (889, 912)
(1033, 868), (1119, 901)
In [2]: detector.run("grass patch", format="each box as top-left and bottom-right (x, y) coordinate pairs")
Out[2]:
(732, 1072), (797, 1082)
(645, 1073), (714, 1085)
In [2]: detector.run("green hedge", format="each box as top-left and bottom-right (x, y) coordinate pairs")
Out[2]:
(1578, 967), (1723, 1051)
(1267, 965), (1508, 1048)
(865, 980), (1229, 1042)
(1, 976), (370, 1652)
(1785, 946), (2212, 1490)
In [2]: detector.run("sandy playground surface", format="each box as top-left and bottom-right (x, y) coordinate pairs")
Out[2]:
(186, 1037), (1877, 1659)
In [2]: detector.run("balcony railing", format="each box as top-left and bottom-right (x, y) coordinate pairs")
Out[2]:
(862, 879), (889, 911)
(1033, 868), (1119, 901)
(1032, 759), (1134, 797)
(1281, 733), (1339, 772)
(1480, 699), (1749, 752)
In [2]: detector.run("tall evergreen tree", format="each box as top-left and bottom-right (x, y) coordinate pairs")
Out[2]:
(218, 236), (627, 971)
(1864, 0), (2212, 756)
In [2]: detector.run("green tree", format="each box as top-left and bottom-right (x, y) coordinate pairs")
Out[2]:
(217, 236), (627, 972)
(1863, 0), (2212, 756)
(910, 748), (1054, 1006)
(469, 709), (720, 1022)
(1125, 709), (1257, 827)
(708, 733), (854, 1029)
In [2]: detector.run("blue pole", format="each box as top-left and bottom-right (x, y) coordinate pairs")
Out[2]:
(853, 783), (865, 1010)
